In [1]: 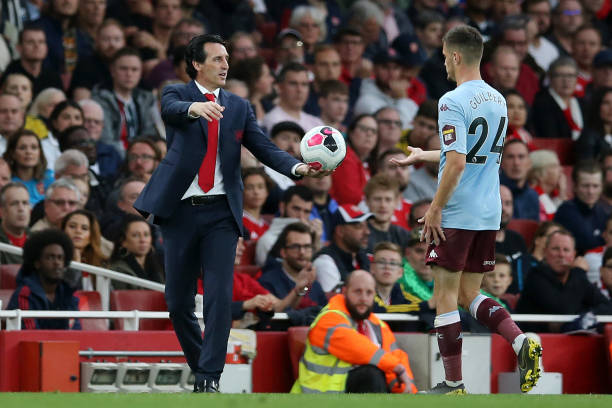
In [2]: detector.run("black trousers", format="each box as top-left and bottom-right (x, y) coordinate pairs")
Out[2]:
(345, 365), (390, 393)
(162, 198), (239, 383)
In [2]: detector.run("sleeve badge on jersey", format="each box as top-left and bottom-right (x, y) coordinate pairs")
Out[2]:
(442, 125), (456, 145)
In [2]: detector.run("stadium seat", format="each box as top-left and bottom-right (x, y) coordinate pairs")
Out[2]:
(109, 290), (172, 331)
(507, 219), (539, 249)
(604, 324), (612, 388)
(235, 265), (260, 277)
(500, 293), (520, 311)
(0, 264), (20, 289)
(563, 165), (574, 200)
(287, 326), (309, 380)
(256, 21), (278, 47)
(0, 289), (13, 309)
(75, 291), (108, 331)
(258, 48), (276, 68)
(240, 240), (257, 265)
(530, 137), (574, 165)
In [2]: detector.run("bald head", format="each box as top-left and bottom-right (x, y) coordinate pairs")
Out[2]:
(346, 269), (375, 289)
(345, 269), (376, 320)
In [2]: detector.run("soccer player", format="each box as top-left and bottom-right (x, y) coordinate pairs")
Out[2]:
(391, 25), (542, 394)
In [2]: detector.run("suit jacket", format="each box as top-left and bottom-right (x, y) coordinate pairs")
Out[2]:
(134, 81), (302, 230)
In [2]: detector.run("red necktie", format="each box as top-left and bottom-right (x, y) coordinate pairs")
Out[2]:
(116, 97), (129, 150)
(198, 93), (218, 192)
(357, 320), (367, 336)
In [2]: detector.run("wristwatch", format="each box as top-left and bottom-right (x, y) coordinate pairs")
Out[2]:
(296, 286), (309, 297)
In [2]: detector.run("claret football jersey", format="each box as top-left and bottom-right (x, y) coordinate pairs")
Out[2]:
(437, 80), (507, 230)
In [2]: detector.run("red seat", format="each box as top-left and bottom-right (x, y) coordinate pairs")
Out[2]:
(0, 264), (20, 289)
(288, 326), (309, 380)
(507, 219), (539, 249)
(256, 21), (278, 47)
(530, 137), (574, 165)
(500, 293), (520, 311)
(240, 239), (257, 265)
(0, 288), (13, 309)
(604, 324), (612, 388)
(109, 290), (172, 331)
(75, 290), (108, 331)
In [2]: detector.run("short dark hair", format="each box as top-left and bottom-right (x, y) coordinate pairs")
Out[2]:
(409, 199), (432, 226)
(241, 166), (273, 193)
(58, 125), (89, 152)
(504, 137), (529, 151)
(495, 253), (511, 268)
(443, 25), (483, 66)
(277, 222), (315, 249)
(416, 99), (439, 121)
(185, 34), (226, 79)
(377, 147), (406, 170)
(277, 62), (308, 83)
(21, 229), (74, 276)
(416, 10), (445, 30)
(270, 121), (304, 139)
(282, 185), (313, 205)
(572, 160), (602, 183)
(18, 22), (45, 44)
(318, 79), (348, 97)
(333, 26), (362, 44)
(110, 47), (142, 65)
(0, 182), (28, 207)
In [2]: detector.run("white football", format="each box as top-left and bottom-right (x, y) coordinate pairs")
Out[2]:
(300, 125), (346, 171)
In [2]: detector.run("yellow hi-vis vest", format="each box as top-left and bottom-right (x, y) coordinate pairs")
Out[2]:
(290, 306), (383, 394)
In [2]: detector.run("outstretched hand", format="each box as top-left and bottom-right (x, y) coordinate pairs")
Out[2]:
(189, 101), (225, 122)
(296, 163), (333, 178)
(389, 146), (425, 167)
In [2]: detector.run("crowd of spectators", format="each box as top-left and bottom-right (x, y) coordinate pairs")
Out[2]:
(1, 0), (612, 333)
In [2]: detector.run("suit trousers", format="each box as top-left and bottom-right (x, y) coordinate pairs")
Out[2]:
(161, 197), (239, 382)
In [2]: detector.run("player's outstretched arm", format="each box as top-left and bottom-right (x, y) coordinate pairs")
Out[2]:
(390, 146), (441, 167)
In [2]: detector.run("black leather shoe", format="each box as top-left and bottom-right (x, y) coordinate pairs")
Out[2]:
(203, 379), (219, 393)
(193, 381), (205, 393)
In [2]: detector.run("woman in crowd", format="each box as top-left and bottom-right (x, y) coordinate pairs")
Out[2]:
(504, 89), (535, 149)
(576, 87), (612, 160)
(3, 129), (53, 205)
(109, 214), (164, 290)
(330, 114), (377, 205)
(44, 100), (85, 170)
(529, 149), (566, 220)
(229, 56), (275, 123)
(242, 167), (272, 241)
(62, 209), (109, 290)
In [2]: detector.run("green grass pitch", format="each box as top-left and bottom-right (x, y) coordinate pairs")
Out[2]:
(0, 394), (611, 408)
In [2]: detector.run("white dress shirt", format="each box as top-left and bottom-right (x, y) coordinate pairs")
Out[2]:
(182, 81), (226, 198)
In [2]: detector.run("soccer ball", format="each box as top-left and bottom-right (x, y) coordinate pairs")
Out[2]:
(300, 126), (346, 171)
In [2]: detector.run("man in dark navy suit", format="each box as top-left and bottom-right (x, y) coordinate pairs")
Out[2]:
(134, 34), (328, 393)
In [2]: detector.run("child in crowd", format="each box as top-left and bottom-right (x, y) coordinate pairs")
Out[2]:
(481, 254), (514, 310)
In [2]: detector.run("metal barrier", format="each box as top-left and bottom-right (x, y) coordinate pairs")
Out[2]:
(0, 242), (169, 310)
(0, 309), (611, 331)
